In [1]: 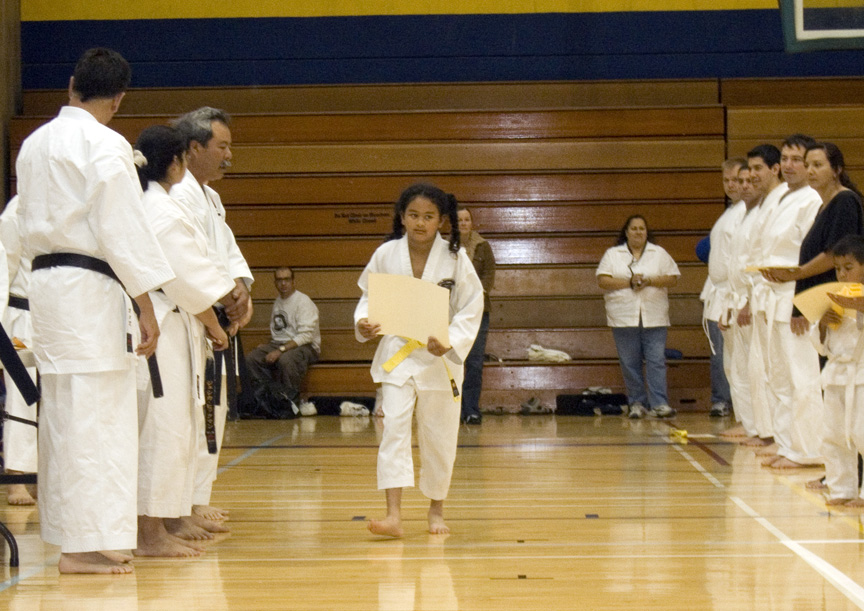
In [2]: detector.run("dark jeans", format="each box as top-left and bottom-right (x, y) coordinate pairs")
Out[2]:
(461, 311), (490, 420)
(246, 341), (319, 396)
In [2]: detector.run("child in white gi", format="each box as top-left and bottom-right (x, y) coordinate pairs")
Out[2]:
(815, 235), (864, 506)
(355, 184), (483, 537)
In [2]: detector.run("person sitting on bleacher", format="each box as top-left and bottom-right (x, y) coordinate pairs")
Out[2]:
(246, 267), (320, 408)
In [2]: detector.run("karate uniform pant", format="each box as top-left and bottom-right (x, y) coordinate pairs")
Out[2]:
(822, 385), (864, 501)
(749, 313), (776, 439)
(378, 381), (460, 501)
(39, 368), (137, 553)
(723, 322), (757, 436)
(137, 312), (197, 517)
(193, 373), (228, 506)
(766, 320), (823, 464)
(3, 366), (38, 473)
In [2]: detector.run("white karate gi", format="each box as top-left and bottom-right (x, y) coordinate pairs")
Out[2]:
(354, 236), (483, 500)
(724, 205), (762, 437)
(701, 201), (747, 325)
(137, 183), (235, 517)
(0, 196), (37, 473)
(750, 185), (822, 463)
(814, 313), (864, 501)
(171, 170), (253, 505)
(16, 105), (175, 553)
(740, 183), (790, 439)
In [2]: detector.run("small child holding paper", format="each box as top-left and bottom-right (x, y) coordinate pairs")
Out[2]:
(813, 235), (864, 506)
(354, 183), (483, 536)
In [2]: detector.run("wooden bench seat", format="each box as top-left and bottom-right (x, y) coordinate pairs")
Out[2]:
(248, 263), (708, 300)
(235, 234), (704, 269)
(20, 80), (722, 115)
(242, 326), (711, 363)
(226, 201), (724, 237)
(9, 106), (725, 148)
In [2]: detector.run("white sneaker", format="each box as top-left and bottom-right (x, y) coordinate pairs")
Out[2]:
(628, 402), (647, 419)
(339, 401), (370, 417)
(299, 401), (317, 417)
(651, 405), (677, 418)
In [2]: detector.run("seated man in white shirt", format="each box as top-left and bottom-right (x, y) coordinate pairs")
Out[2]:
(246, 267), (320, 406)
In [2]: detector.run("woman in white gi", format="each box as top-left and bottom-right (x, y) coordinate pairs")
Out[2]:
(355, 184), (483, 537)
(597, 215), (681, 419)
(133, 126), (235, 557)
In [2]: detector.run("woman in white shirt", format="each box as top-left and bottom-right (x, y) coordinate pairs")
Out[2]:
(596, 215), (681, 419)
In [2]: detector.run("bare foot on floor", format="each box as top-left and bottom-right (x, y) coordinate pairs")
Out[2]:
(135, 536), (202, 558)
(193, 504), (229, 521)
(719, 425), (748, 439)
(428, 507), (450, 535)
(58, 552), (133, 574)
(164, 517), (215, 540)
(189, 512), (229, 533)
(755, 443), (779, 457)
(368, 516), (403, 538)
(742, 437), (772, 447)
(768, 457), (807, 470)
(806, 477), (827, 490)
(7, 483), (36, 505)
(844, 499), (864, 508)
(826, 497), (854, 506)
(135, 517), (204, 557)
(761, 455), (782, 467)
(100, 550), (134, 564)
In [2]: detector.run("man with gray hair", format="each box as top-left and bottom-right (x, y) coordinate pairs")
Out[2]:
(169, 107), (253, 537)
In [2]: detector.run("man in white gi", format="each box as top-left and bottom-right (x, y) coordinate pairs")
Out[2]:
(720, 167), (763, 442)
(170, 107), (253, 534)
(246, 267), (320, 404)
(16, 48), (175, 574)
(736, 145), (789, 447)
(754, 135), (823, 469)
(701, 158), (747, 418)
(0, 196), (38, 505)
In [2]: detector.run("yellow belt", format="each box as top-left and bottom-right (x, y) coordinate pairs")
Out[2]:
(382, 338), (460, 402)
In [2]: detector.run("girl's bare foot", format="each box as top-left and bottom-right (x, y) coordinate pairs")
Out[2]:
(719, 425), (748, 439)
(368, 516), (403, 538)
(59, 552), (133, 574)
(806, 477), (827, 490)
(827, 497), (854, 506)
(428, 500), (449, 535)
(844, 498), (864, 508)
(7, 483), (36, 505)
(768, 457), (807, 470)
(761, 455), (782, 467)
(755, 443), (779, 456)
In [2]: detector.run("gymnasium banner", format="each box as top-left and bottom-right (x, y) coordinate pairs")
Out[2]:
(780, 0), (864, 51)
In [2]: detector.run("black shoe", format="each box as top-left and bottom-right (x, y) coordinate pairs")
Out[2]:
(464, 414), (482, 425)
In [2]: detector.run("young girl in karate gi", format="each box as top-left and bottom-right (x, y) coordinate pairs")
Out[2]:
(355, 184), (483, 537)
(815, 235), (864, 507)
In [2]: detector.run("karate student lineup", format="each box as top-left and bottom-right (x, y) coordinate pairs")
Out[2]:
(7, 45), (864, 575)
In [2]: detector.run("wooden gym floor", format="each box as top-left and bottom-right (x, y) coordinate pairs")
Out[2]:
(1, 413), (864, 610)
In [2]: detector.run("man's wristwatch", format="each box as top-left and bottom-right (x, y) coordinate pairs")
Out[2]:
(278, 344), (287, 352)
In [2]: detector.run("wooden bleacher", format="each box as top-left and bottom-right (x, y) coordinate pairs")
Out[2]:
(18, 78), (861, 412)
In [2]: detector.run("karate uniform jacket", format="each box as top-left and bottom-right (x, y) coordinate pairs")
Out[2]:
(16, 106), (175, 374)
(354, 235), (483, 391)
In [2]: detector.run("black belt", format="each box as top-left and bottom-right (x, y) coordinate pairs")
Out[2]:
(8, 295), (29, 311)
(31, 253), (164, 398)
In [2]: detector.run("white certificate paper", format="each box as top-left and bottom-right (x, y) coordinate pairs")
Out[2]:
(368, 273), (450, 345)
